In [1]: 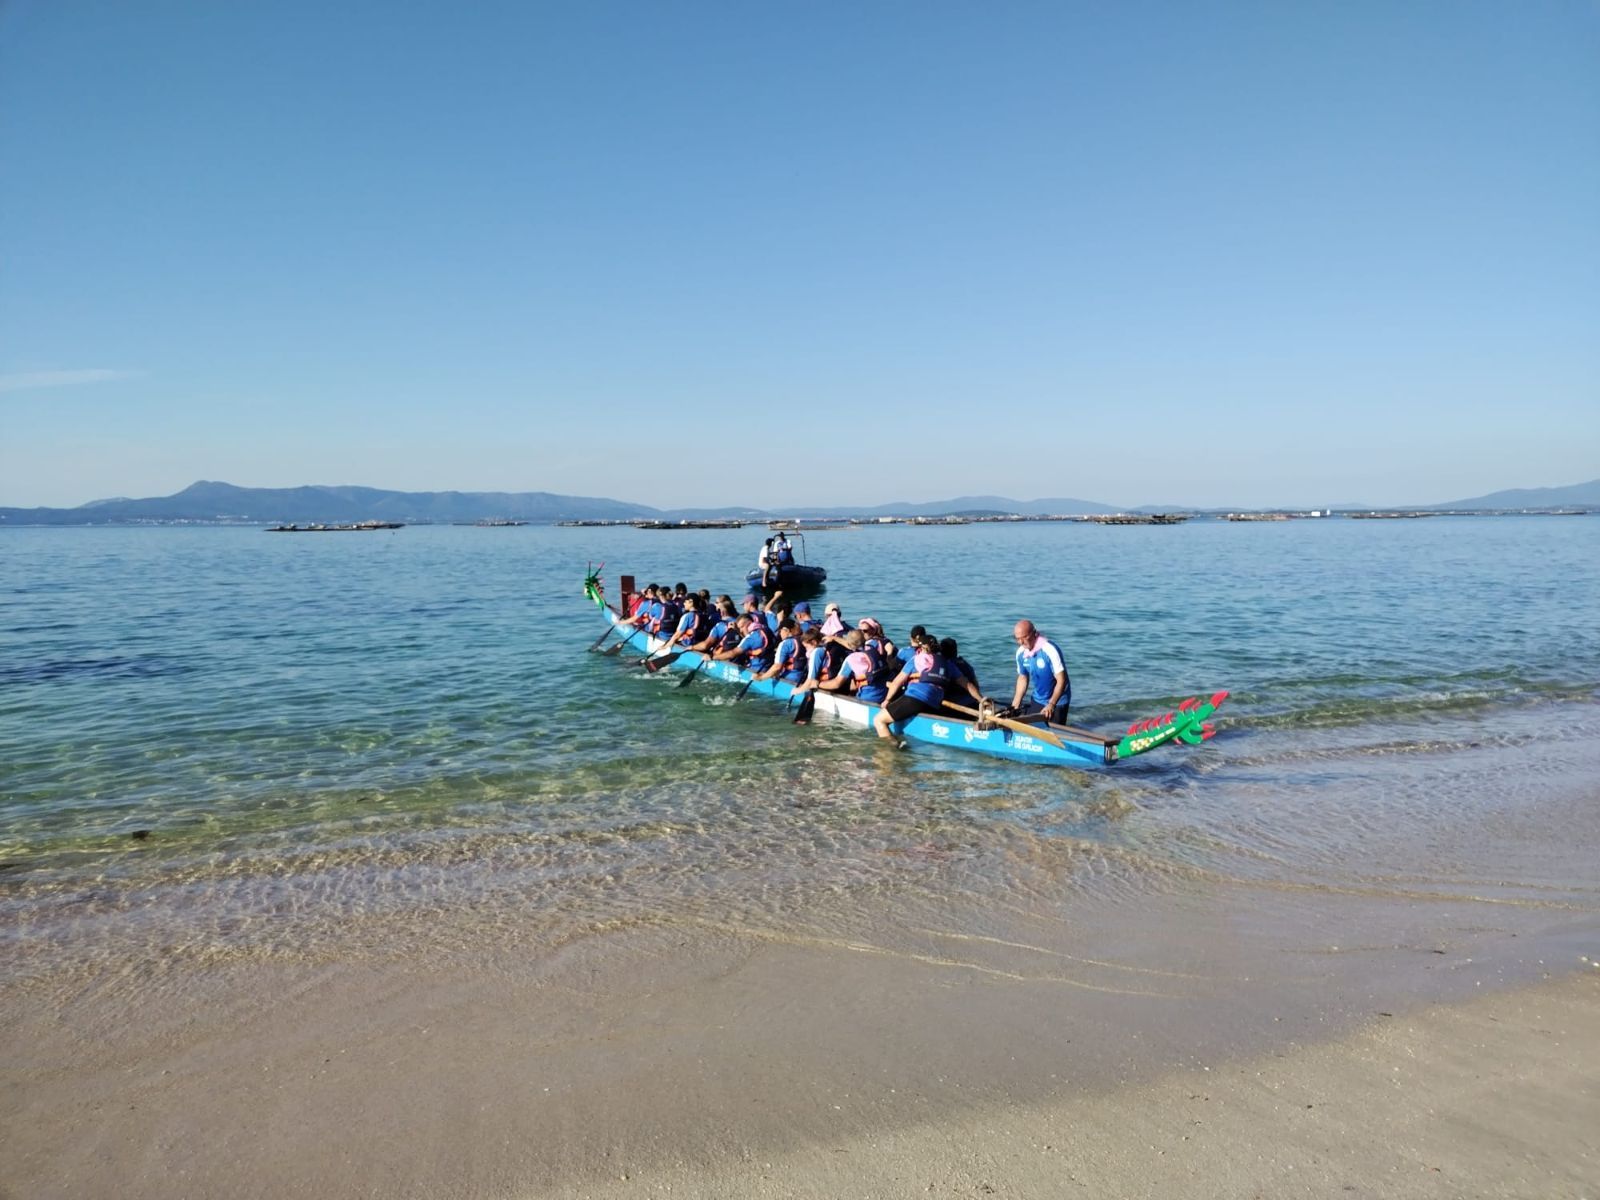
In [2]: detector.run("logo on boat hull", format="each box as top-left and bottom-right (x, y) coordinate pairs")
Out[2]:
(930, 722), (950, 739)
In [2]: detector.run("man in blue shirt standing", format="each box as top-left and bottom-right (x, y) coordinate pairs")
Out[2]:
(1008, 619), (1071, 723)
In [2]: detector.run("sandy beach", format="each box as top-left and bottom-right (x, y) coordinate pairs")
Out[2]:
(549, 973), (1600, 1200)
(5, 900), (1596, 1200)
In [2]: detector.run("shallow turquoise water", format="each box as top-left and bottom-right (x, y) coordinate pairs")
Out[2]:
(2, 517), (1598, 976)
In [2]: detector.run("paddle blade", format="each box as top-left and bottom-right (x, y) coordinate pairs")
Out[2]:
(645, 651), (685, 673)
(792, 692), (817, 724)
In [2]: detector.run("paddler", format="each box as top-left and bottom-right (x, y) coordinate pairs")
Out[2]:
(624, 583), (657, 626)
(714, 614), (775, 673)
(788, 627), (830, 723)
(857, 618), (895, 663)
(893, 625), (928, 675)
(690, 598), (738, 653)
(792, 602), (816, 633)
(753, 618), (805, 685)
(813, 630), (889, 704)
(761, 595), (792, 636)
(740, 593), (764, 629)
(819, 602), (847, 637)
(658, 593), (703, 652)
(653, 587), (682, 638)
(872, 631), (950, 740)
(940, 637), (979, 695)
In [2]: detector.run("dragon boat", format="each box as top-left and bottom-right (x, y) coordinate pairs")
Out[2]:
(585, 570), (1225, 769)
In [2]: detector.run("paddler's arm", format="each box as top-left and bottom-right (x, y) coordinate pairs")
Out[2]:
(755, 645), (790, 682)
(791, 646), (822, 693)
(659, 618), (691, 652)
(818, 670), (853, 693)
(1043, 672), (1068, 719)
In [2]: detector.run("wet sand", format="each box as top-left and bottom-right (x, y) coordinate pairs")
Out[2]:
(4, 885), (1597, 1200)
(549, 972), (1600, 1199)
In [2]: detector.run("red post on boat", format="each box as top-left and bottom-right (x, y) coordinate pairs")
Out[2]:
(619, 574), (636, 615)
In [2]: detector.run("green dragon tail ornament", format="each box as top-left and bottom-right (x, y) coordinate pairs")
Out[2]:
(1112, 691), (1228, 761)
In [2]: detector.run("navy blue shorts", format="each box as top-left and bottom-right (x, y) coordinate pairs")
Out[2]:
(1019, 696), (1070, 723)
(885, 693), (940, 724)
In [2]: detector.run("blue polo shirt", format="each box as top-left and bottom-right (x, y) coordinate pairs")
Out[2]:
(1015, 636), (1069, 706)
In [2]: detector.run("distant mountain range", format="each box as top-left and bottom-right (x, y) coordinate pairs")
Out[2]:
(1, 478), (1595, 526)
(0, 481), (1123, 525)
(0, 482), (649, 526)
(1427, 480), (1600, 510)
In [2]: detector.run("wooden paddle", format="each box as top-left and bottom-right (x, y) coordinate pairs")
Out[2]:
(733, 674), (760, 701)
(941, 701), (1069, 750)
(792, 690), (817, 723)
(987, 706), (1112, 744)
(587, 626), (617, 653)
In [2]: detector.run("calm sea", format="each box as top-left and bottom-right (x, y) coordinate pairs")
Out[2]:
(3, 517), (1598, 987)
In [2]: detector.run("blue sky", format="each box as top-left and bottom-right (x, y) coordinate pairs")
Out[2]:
(2, 0), (1596, 509)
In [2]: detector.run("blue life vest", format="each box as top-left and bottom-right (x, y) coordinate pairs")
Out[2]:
(847, 645), (889, 703)
(679, 608), (707, 645)
(905, 651), (950, 705)
(739, 623), (774, 671)
(774, 636), (804, 682)
(656, 597), (681, 636)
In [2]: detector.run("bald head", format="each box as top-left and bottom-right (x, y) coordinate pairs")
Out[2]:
(1013, 620), (1038, 647)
